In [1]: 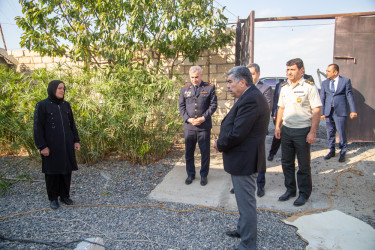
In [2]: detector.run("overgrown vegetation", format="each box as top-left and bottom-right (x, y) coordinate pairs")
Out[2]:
(0, 65), (182, 165)
(1, 0), (234, 195)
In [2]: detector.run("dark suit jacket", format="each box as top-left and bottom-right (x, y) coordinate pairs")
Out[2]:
(255, 81), (272, 110)
(217, 85), (269, 176)
(304, 74), (315, 83)
(320, 76), (357, 117)
(271, 81), (283, 118)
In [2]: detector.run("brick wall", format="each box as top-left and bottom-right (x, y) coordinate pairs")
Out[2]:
(8, 43), (236, 135)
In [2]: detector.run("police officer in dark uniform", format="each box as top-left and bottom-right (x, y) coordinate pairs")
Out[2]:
(179, 66), (217, 186)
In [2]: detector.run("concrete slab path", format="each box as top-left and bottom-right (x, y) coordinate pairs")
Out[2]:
(150, 135), (375, 217)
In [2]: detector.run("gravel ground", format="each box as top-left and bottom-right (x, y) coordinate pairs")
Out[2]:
(1, 119), (372, 249)
(0, 142), (307, 250)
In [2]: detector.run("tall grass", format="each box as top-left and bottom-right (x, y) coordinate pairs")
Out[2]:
(0, 65), (182, 165)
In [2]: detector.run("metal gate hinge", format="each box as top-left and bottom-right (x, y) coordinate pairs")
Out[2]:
(334, 56), (356, 64)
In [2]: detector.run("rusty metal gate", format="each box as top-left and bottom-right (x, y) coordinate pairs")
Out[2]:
(236, 12), (375, 142)
(334, 16), (375, 142)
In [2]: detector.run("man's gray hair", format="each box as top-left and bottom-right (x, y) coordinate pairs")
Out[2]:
(247, 63), (260, 73)
(227, 66), (253, 87)
(189, 65), (203, 74)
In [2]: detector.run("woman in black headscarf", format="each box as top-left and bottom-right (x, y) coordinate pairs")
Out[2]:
(33, 80), (80, 209)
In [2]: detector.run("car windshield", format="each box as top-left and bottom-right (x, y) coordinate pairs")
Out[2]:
(260, 77), (287, 89)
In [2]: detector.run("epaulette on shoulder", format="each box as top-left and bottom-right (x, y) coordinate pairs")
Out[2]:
(281, 82), (288, 87)
(305, 80), (314, 85)
(203, 82), (214, 86)
(181, 83), (191, 88)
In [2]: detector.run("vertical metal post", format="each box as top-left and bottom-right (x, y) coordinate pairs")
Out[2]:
(235, 18), (241, 66)
(249, 11), (255, 64)
(0, 23), (7, 51)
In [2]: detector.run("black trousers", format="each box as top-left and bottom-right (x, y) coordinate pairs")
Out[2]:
(269, 119), (281, 156)
(281, 126), (312, 199)
(45, 173), (72, 201)
(184, 129), (210, 178)
(269, 136), (281, 155)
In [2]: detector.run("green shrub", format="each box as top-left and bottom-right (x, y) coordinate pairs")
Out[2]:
(0, 65), (182, 165)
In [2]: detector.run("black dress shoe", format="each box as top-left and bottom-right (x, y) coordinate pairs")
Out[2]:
(60, 197), (74, 205)
(293, 196), (308, 206)
(230, 188), (234, 194)
(225, 230), (240, 238)
(324, 151), (335, 160)
(200, 176), (208, 186)
(185, 175), (195, 185)
(338, 154), (346, 162)
(257, 187), (265, 197)
(50, 200), (60, 209)
(278, 191), (296, 201)
(267, 154), (275, 161)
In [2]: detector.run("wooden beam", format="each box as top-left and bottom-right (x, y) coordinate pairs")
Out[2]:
(249, 11), (255, 64)
(235, 20), (241, 66)
(0, 23), (7, 51)
(238, 11), (375, 23)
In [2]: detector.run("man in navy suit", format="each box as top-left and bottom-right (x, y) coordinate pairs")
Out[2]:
(248, 63), (271, 197)
(268, 80), (283, 161)
(214, 66), (269, 250)
(320, 64), (357, 162)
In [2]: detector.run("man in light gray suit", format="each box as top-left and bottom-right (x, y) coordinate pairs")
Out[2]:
(214, 66), (269, 250)
(248, 63), (272, 197)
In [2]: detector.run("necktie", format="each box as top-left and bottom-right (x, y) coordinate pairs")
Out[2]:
(330, 80), (335, 94)
(330, 80), (335, 107)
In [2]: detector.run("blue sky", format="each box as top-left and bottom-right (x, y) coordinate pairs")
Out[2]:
(214, 0), (375, 85)
(1, 0), (375, 84)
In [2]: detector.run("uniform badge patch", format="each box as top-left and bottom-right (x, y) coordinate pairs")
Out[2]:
(185, 91), (191, 97)
(297, 97), (302, 103)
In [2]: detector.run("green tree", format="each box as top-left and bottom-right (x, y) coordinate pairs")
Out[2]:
(16, 0), (233, 73)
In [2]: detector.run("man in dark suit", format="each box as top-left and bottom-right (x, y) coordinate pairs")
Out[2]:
(303, 73), (315, 84)
(248, 63), (272, 110)
(179, 66), (217, 186)
(248, 63), (271, 197)
(214, 66), (269, 250)
(320, 64), (357, 162)
(268, 79), (283, 161)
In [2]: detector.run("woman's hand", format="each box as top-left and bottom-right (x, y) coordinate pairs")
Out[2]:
(40, 147), (50, 156)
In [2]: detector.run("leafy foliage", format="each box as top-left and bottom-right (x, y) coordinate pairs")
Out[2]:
(16, 0), (233, 73)
(0, 65), (182, 165)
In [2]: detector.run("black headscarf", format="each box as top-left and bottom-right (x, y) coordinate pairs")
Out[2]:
(47, 80), (65, 104)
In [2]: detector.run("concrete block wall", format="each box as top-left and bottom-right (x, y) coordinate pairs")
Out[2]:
(167, 45), (236, 134)
(9, 43), (236, 135)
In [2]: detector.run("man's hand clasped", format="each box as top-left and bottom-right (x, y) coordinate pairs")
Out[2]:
(188, 117), (205, 126)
